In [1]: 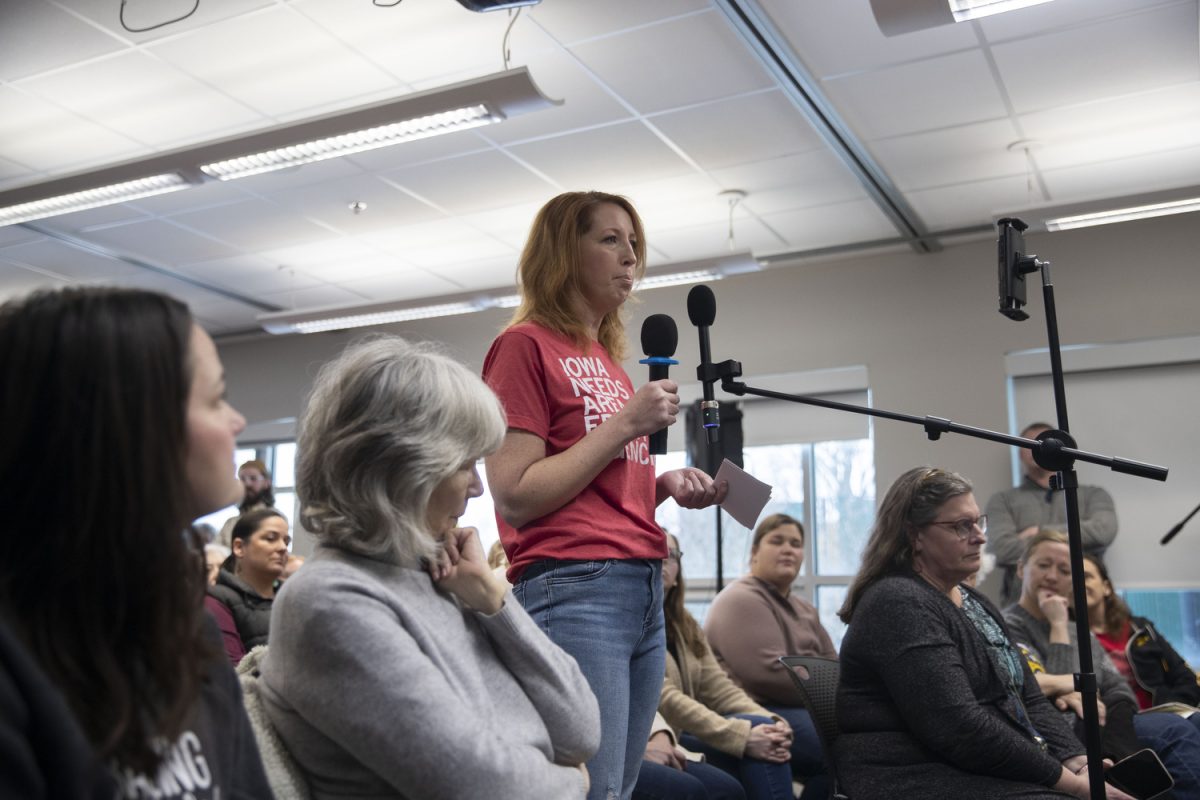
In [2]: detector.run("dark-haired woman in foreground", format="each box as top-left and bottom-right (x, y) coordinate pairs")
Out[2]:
(0, 287), (271, 798)
(835, 466), (1133, 800)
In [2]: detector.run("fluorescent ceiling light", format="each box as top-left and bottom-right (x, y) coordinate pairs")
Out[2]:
(261, 299), (484, 335)
(258, 251), (763, 335)
(200, 105), (497, 181)
(870, 0), (1056, 36)
(1045, 197), (1200, 231)
(0, 68), (557, 227)
(0, 173), (192, 227)
(949, 0), (1055, 22)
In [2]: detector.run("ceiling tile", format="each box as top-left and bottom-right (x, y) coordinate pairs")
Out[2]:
(19, 50), (265, 148)
(646, 215), (785, 263)
(168, 199), (336, 251)
(0, 259), (69, 302)
(0, 226), (44, 249)
(906, 174), (1039, 230)
(339, 268), (465, 302)
(147, 6), (399, 118)
(0, 0), (123, 81)
(124, 181), (254, 217)
(0, 86), (144, 174)
(822, 49), (1008, 140)
(342, 131), (493, 173)
(53, 0), (276, 45)
(992, 3), (1199, 114)
(760, 0), (978, 79)
(759, 199), (900, 250)
(571, 11), (774, 115)
(99, 270), (238, 310)
(32, 202), (153, 235)
(1012, 84), (1200, 195)
(528, 0), (710, 45)
(0, 238), (140, 281)
(383, 150), (557, 215)
(259, 283), (373, 311)
(82, 219), (240, 265)
(174, 255), (327, 295)
(978, 0), (1182, 42)
(292, 0), (510, 87)
(190, 299), (260, 335)
(1040, 144), (1200, 207)
(868, 118), (1026, 191)
(508, 121), (694, 189)
(422, 256), (517, 292)
(456, 201), (546, 250)
(0, 156), (38, 190)
(650, 90), (826, 171)
(708, 150), (869, 214)
(260, 173), (445, 235)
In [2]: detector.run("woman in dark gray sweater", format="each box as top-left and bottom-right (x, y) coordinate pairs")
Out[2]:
(835, 467), (1133, 800)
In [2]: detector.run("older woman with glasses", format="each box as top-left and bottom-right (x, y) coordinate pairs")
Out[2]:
(835, 467), (1133, 800)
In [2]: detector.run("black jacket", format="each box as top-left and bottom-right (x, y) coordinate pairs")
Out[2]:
(1124, 615), (1200, 707)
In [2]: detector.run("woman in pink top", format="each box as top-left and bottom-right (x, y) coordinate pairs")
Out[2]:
(704, 513), (836, 795)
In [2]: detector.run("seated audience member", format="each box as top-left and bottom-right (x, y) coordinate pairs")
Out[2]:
(1083, 554), (1200, 725)
(659, 531), (796, 800)
(1004, 531), (1200, 798)
(261, 336), (599, 798)
(634, 712), (746, 800)
(0, 287), (270, 797)
(220, 459), (276, 547)
(207, 508), (290, 664)
(985, 422), (1118, 605)
(836, 467), (1132, 800)
(704, 513), (832, 794)
(205, 543), (231, 587)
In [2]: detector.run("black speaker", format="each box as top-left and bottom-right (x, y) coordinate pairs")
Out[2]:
(685, 400), (743, 476)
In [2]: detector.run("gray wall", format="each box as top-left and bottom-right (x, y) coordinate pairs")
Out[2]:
(218, 212), (1200, 578)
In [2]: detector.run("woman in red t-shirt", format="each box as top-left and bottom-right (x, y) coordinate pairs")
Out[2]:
(483, 191), (727, 800)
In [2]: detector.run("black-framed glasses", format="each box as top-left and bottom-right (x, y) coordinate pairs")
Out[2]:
(666, 548), (683, 561)
(927, 515), (987, 539)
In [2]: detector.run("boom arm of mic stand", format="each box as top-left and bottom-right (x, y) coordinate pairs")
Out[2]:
(716, 375), (1168, 483)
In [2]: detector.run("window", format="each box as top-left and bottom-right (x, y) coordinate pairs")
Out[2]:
(656, 436), (874, 649)
(193, 442), (298, 548)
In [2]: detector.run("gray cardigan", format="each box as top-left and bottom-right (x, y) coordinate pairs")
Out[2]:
(261, 545), (599, 799)
(836, 573), (1083, 800)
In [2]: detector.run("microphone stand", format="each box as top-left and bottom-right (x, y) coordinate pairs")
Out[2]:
(704, 264), (1167, 800)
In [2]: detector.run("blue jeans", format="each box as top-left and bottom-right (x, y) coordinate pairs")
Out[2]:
(1134, 711), (1200, 800)
(634, 760), (747, 800)
(680, 714), (795, 800)
(763, 705), (829, 800)
(515, 559), (665, 800)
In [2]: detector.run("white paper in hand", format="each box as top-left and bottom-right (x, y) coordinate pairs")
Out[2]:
(714, 458), (773, 529)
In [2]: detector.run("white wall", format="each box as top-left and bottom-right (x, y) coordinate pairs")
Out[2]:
(217, 212), (1200, 581)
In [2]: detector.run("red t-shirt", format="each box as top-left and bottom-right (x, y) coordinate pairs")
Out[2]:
(482, 322), (665, 581)
(1097, 621), (1153, 709)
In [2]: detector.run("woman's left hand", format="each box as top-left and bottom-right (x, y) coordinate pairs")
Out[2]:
(429, 527), (507, 614)
(657, 468), (728, 509)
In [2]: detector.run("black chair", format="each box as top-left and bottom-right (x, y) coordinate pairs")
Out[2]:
(780, 655), (849, 800)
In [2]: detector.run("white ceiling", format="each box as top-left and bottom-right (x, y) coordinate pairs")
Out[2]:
(1, 0), (1197, 335)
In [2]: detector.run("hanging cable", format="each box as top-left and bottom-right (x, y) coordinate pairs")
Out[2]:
(373, 0), (403, 7)
(721, 190), (746, 252)
(119, 0), (200, 33)
(502, 7), (523, 69)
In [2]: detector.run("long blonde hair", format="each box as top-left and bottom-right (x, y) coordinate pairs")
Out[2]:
(508, 191), (646, 360)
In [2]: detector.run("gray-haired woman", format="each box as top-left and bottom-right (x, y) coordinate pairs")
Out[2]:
(261, 336), (599, 799)
(834, 466), (1134, 800)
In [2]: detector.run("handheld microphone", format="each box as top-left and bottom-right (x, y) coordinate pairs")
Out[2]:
(687, 284), (720, 444)
(639, 314), (679, 455)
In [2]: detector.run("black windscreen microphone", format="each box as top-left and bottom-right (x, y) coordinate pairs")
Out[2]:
(639, 314), (679, 455)
(687, 284), (720, 443)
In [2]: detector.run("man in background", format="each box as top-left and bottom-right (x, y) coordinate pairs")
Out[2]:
(218, 459), (275, 547)
(985, 421), (1118, 605)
